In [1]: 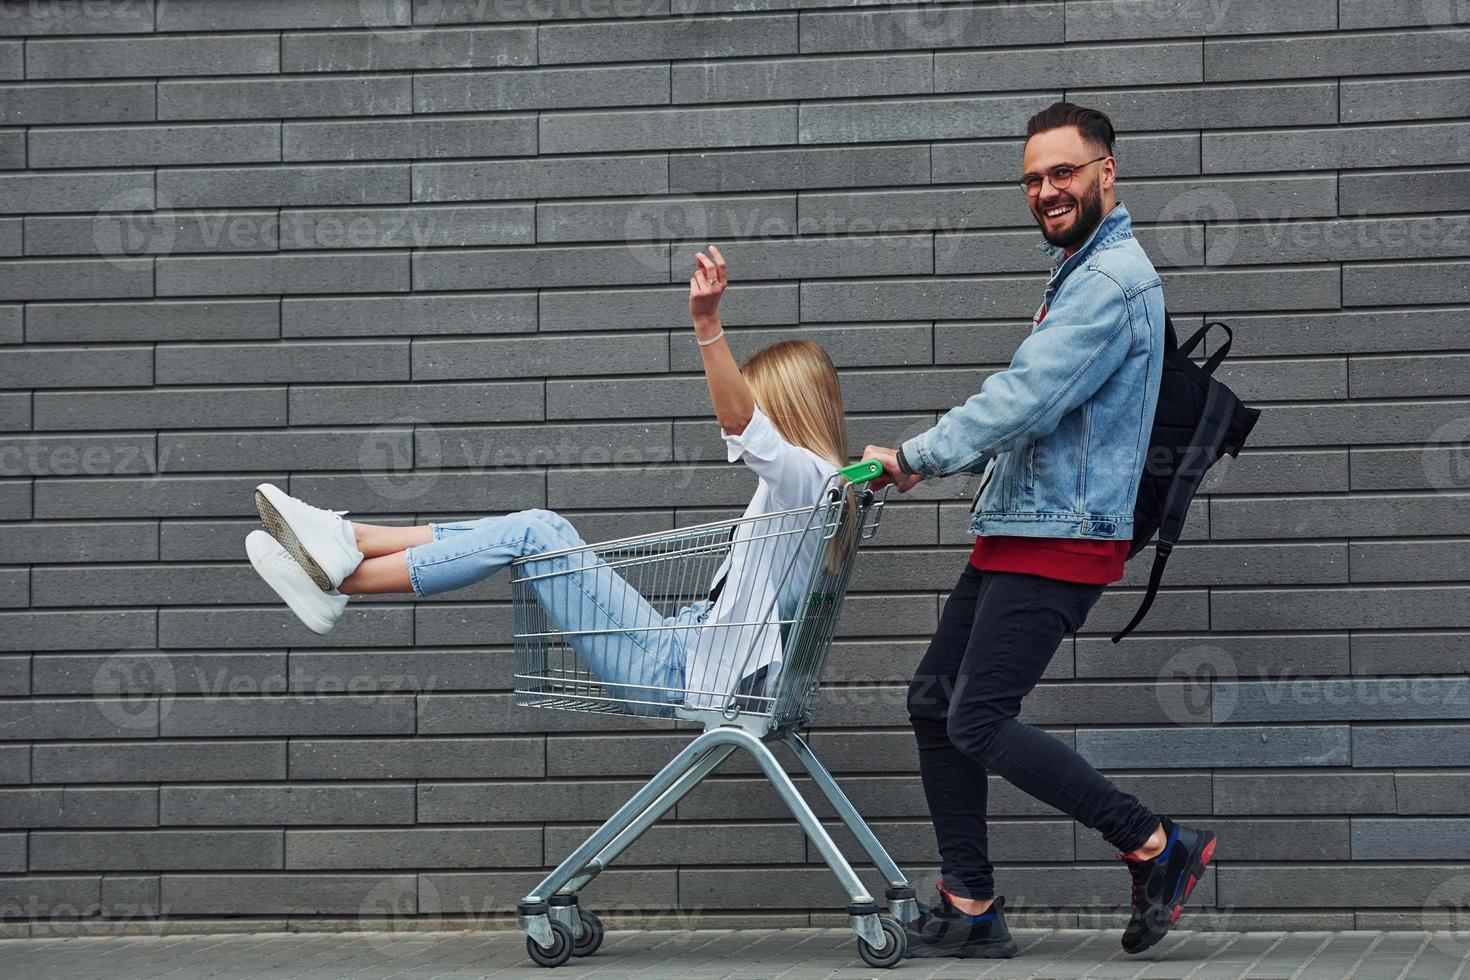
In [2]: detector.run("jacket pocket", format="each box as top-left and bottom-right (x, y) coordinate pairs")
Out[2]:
(970, 457), (997, 512)
(1023, 440), (1036, 491)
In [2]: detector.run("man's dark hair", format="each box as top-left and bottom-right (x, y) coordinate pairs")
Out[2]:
(1025, 101), (1116, 156)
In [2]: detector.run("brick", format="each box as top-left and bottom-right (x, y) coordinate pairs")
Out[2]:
(1077, 725), (1349, 768)
(803, 2), (1060, 54)
(0, 610), (154, 652)
(538, 193), (794, 244)
(162, 784), (415, 826)
(1353, 632), (1470, 676)
(280, 204), (533, 250)
(414, 154), (666, 202)
(290, 737), (544, 779)
(547, 14), (796, 65)
(157, 340), (409, 384)
(1356, 725), (1470, 767)
(540, 282), (795, 332)
(289, 380), (542, 425)
(281, 25), (535, 71)
(802, 92), (1053, 144)
(28, 123), (279, 169)
(286, 827), (540, 869)
(1396, 774), (1470, 814)
(0, 696), (161, 739)
(162, 75), (415, 125)
(26, 299), (280, 343)
(158, 163), (409, 208)
(157, 252), (410, 297)
(0, 258), (153, 301)
(156, 0), (410, 30)
(282, 293), (536, 338)
(31, 830), (282, 871)
(0, 347), (151, 389)
(1343, 75), (1470, 123)
(414, 244), (668, 291)
(158, 605), (414, 649)
(674, 51), (926, 103)
(1339, 0), (1470, 29)
(1204, 121), (1470, 173)
(1342, 167), (1470, 216)
(415, 64), (668, 113)
(0, 81), (154, 124)
(34, 473), (276, 519)
(0, 169), (152, 214)
(1206, 28), (1470, 81)
(671, 143), (932, 194)
(1065, 0), (1336, 40)
(0, 128), (24, 168)
(161, 873), (416, 915)
(0, 1), (156, 35)
(1080, 82), (1337, 132)
(0, 787), (155, 822)
(34, 387), (286, 431)
(545, 104), (796, 154)
(1215, 772), (1395, 815)
(284, 115), (537, 162)
(33, 741), (284, 783)
(27, 34), (280, 79)
(1345, 260), (1470, 306)
(1211, 216), (1470, 266)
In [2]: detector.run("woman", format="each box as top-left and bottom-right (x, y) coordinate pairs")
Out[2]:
(246, 245), (854, 715)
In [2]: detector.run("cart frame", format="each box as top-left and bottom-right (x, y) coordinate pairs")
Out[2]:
(511, 460), (918, 968)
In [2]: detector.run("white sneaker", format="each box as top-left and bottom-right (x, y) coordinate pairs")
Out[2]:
(254, 482), (363, 591)
(246, 530), (347, 635)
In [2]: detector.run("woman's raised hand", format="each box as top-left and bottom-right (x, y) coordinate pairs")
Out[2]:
(689, 244), (728, 327)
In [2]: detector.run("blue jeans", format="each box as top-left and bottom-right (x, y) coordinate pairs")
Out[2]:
(405, 509), (697, 716)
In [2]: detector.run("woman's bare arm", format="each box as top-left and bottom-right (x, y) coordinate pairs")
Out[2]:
(689, 244), (755, 435)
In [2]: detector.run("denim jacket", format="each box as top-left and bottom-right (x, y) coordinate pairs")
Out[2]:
(899, 202), (1164, 541)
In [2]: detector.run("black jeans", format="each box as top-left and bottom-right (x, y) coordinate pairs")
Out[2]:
(907, 563), (1159, 900)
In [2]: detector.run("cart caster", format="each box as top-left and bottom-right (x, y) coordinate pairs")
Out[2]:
(572, 909), (604, 957)
(856, 916), (906, 969)
(527, 920), (574, 968)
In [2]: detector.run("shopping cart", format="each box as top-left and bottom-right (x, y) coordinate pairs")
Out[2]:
(511, 459), (918, 968)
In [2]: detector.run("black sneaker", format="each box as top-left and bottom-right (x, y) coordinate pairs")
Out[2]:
(1115, 815), (1217, 954)
(903, 889), (1018, 959)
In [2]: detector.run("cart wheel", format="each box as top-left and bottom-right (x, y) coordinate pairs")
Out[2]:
(572, 909), (604, 957)
(856, 916), (906, 969)
(527, 920), (574, 968)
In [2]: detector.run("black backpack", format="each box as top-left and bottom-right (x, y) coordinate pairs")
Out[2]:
(1111, 315), (1262, 643)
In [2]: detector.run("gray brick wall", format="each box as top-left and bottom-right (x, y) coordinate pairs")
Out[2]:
(1, 0), (1468, 939)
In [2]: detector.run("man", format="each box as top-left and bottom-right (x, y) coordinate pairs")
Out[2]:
(865, 102), (1216, 959)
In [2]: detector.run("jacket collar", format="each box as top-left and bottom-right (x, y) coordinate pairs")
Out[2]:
(1037, 201), (1132, 280)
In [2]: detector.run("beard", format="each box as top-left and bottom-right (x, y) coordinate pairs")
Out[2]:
(1032, 177), (1105, 251)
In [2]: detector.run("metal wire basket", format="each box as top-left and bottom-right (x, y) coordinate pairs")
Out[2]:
(511, 459), (886, 735)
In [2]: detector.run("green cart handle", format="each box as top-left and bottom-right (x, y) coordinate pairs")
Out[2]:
(837, 458), (885, 484)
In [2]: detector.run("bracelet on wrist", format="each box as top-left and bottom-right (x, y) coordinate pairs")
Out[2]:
(697, 328), (725, 347)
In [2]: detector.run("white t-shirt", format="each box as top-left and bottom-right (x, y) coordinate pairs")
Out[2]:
(681, 403), (839, 709)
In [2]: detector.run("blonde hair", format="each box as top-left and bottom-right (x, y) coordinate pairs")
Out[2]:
(739, 339), (848, 468)
(740, 339), (858, 575)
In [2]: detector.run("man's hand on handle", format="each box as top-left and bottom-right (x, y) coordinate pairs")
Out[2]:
(863, 445), (923, 493)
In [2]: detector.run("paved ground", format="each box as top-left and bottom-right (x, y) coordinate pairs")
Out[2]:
(1, 927), (1468, 979)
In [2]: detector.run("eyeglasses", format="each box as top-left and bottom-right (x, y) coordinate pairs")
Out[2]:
(1019, 156), (1109, 195)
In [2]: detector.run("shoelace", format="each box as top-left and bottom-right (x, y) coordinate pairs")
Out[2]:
(1115, 851), (1149, 908)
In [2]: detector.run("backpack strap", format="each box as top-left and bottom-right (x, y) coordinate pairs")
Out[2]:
(1110, 381), (1233, 644)
(1178, 321), (1234, 376)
